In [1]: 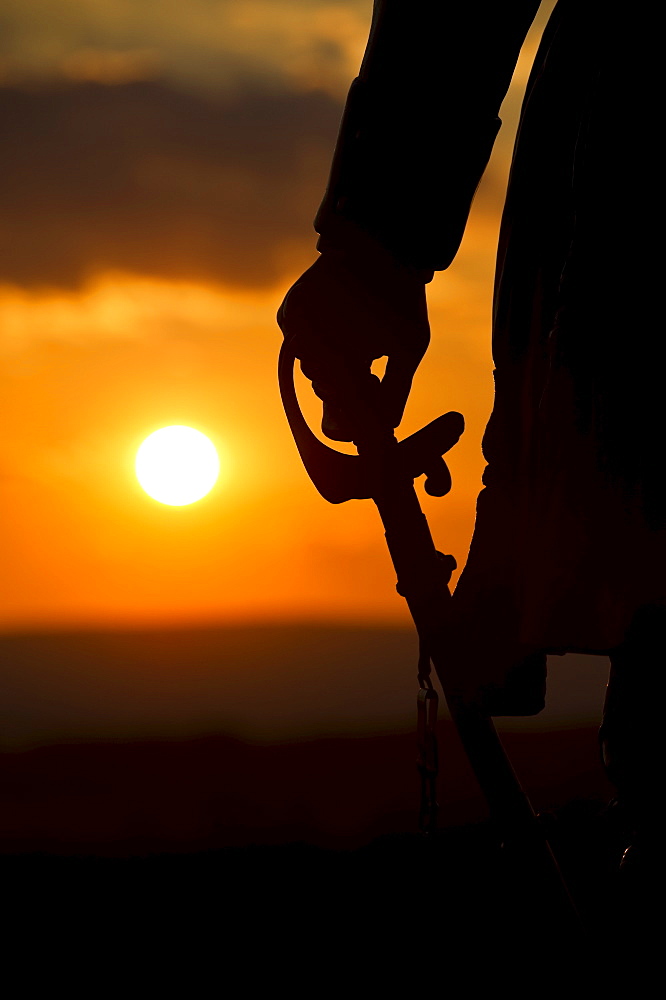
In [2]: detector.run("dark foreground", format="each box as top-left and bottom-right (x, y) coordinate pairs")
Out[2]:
(1, 811), (657, 990)
(1, 729), (658, 988)
(1, 627), (657, 983)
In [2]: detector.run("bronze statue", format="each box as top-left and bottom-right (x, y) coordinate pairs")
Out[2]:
(279, 1), (661, 874)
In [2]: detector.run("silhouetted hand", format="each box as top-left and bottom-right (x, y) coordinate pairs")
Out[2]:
(277, 246), (431, 443)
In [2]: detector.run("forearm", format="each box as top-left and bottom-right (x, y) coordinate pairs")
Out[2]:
(316, 0), (542, 270)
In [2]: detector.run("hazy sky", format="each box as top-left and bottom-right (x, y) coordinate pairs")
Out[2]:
(0, 1), (555, 630)
(0, 1), (369, 96)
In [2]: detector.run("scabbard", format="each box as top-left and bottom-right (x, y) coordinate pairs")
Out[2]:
(367, 454), (534, 833)
(279, 341), (581, 926)
(370, 465), (581, 924)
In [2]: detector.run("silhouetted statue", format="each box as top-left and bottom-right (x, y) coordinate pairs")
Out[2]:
(279, 2), (662, 867)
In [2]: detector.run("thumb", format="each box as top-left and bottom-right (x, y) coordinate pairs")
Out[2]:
(380, 346), (425, 429)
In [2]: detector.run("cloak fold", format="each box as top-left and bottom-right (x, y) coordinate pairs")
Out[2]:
(316, 1), (664, 706)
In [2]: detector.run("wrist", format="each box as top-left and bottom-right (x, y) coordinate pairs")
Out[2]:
(316, 212), (434, 285)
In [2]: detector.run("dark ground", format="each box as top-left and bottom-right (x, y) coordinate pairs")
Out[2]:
(0, 726), (657, 988)
(1, 626), (658, 985)
(0, 807), (655, 990)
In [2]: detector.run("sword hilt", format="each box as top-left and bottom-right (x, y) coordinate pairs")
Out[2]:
(278, 340), (464, 504)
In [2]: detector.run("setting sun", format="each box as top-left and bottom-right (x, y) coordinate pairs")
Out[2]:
(135, 426), (220, 506)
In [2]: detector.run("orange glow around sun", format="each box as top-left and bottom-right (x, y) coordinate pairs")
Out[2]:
(0, 3), (557, 631)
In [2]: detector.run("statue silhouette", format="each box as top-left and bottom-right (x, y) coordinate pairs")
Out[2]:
(278, 1), (662, 871)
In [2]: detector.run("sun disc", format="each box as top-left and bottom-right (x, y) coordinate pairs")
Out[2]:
(135, 426), (220, 506)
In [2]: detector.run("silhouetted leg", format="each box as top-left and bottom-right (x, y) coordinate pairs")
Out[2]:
(600, 605), (665, 855)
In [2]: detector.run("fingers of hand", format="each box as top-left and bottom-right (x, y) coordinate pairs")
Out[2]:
(277, 255), (431, 440)
(379, 332), (430, 428)
(321, 401), (355, 443)
(303, 340), (430, 442)
(311, 367), (383, 442)
(278, 257), (413, 363)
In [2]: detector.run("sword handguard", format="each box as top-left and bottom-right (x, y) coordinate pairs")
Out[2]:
(278, 341), (464, 504)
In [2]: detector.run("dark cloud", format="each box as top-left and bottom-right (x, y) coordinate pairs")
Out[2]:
(0, 81), (343, 288)
(0, 0), (367, 96)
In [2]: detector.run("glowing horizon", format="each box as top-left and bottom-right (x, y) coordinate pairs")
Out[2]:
(0, 2), (557, 632)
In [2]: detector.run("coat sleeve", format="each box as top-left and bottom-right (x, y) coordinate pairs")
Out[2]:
(315, 0), (542, 271)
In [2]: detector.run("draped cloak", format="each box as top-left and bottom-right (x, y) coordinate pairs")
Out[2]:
(315, 1), (665, 709)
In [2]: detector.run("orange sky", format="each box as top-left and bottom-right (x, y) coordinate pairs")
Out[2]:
(0, 2), (556, 631)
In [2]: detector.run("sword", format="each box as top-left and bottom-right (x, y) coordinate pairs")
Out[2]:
(278, 339), (582, 926)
